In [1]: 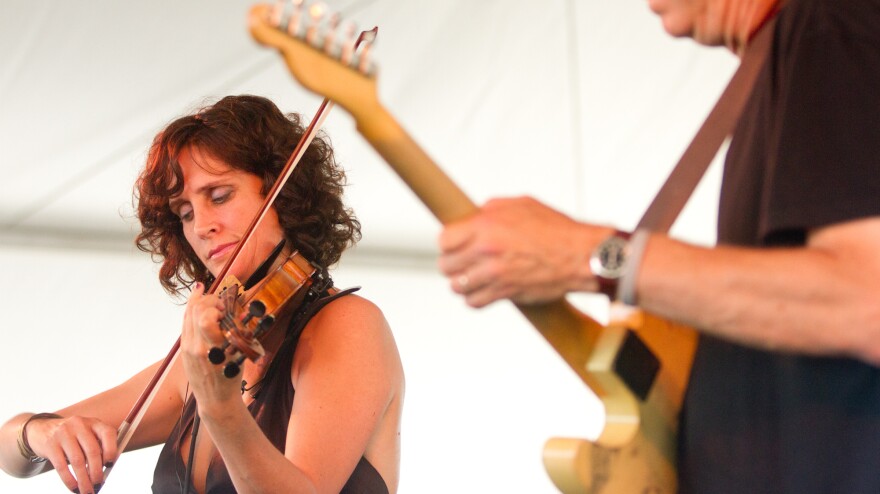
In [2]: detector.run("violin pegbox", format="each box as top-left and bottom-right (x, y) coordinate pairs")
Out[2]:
(207, 252), (317, 379)
(249, 2), (381, 117)
(208, 280), (275, 379)
(209, 282), (272, 378)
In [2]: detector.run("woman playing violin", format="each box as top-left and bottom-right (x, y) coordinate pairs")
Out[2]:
(0, 95), (404, 494)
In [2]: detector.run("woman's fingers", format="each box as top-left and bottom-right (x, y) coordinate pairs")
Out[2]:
(63, 436), (94, 493)
(32, 416), (115, 494)
(42, 442), (79, 493)
(184, 284), (226, 349)
(94, 420), (118, 469)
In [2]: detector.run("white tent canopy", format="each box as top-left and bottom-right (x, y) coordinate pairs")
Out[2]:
(0, 1), (736, 492)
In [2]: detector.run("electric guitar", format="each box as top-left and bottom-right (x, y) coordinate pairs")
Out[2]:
(248, 3), (696, 492)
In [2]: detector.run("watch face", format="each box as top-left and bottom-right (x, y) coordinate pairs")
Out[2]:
(590, 235), (627, 279)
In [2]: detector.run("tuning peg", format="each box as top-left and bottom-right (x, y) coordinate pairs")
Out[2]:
(338, 20), (357, 63)
(241, 299), (267, 326)
(260, 314), (276, 329)
(270, 0), (288, 30)
(254, 314), (277, 338)
(269, 0), (304, 36)
(305, 1), (328, 46)
(287, 0), (305, 37)
(352, 47), (374, 76)
(322, 12), (342, 55)
(224, 355), (245, 378)
(208, 344), (228, 364)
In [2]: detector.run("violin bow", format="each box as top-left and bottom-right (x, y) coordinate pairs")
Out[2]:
(102, 9), (378, 484)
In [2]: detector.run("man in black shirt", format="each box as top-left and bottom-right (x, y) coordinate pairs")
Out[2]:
(438, 0), (880, 492)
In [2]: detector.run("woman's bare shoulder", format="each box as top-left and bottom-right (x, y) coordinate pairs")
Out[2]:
(292, 293), (401, 379)
(306, 293), (390, 337)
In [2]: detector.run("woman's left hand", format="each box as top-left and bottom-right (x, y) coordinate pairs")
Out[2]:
(180, 283), (241, 409)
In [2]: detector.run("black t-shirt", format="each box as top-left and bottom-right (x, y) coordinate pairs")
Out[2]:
(679, 0), (880, 492)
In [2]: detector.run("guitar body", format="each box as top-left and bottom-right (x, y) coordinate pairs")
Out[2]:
(247, 5), (697, 491)
(544, 307), (697, 493)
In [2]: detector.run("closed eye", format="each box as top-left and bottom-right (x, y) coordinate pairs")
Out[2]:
(211, 186), (234, 205)
(177, 203), (194, 222)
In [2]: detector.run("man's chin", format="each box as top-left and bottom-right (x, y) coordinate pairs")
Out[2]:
(661, 15), (696, 38)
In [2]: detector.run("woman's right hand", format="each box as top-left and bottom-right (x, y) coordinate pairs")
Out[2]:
(26, 414), (117, 494)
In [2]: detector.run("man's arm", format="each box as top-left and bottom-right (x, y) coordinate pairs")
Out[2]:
(438, 197), (880, 365)
(638, 215), (880, 364)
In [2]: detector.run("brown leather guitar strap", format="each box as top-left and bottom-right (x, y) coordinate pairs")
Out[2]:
(636, 15), (777, 232)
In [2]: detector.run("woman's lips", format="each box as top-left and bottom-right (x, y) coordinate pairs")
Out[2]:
(208, 242), (237, 260)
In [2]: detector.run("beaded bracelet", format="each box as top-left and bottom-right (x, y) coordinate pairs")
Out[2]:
(17, 413), (62, 463)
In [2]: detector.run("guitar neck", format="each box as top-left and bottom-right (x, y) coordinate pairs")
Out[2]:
(353, 102), (477, 224)
(352, 102), (607, 389)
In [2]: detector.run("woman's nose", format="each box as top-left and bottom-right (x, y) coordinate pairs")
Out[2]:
(193, 208), (219, 237)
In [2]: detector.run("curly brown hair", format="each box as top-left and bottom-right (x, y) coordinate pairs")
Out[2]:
(135, 95), (361, 296)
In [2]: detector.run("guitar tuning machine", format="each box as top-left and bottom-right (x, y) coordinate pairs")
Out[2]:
(270, 0), (289, 30)
(271, 0), (305, 37)
(305, 2), (329, 45)
(268, 0), (377, 77)
(322, 12), (342, 55)
(338, 20), (358, 63)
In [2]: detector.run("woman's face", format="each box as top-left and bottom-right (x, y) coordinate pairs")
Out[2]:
(170, 145), (284, 283)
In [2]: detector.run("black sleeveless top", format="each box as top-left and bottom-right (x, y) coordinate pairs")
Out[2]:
(151, 288), (389, 494)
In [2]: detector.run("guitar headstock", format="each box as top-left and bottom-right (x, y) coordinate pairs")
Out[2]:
(249, 1), (381, 119)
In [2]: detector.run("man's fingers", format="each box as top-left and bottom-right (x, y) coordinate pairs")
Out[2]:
(438, 220), (477, 255)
